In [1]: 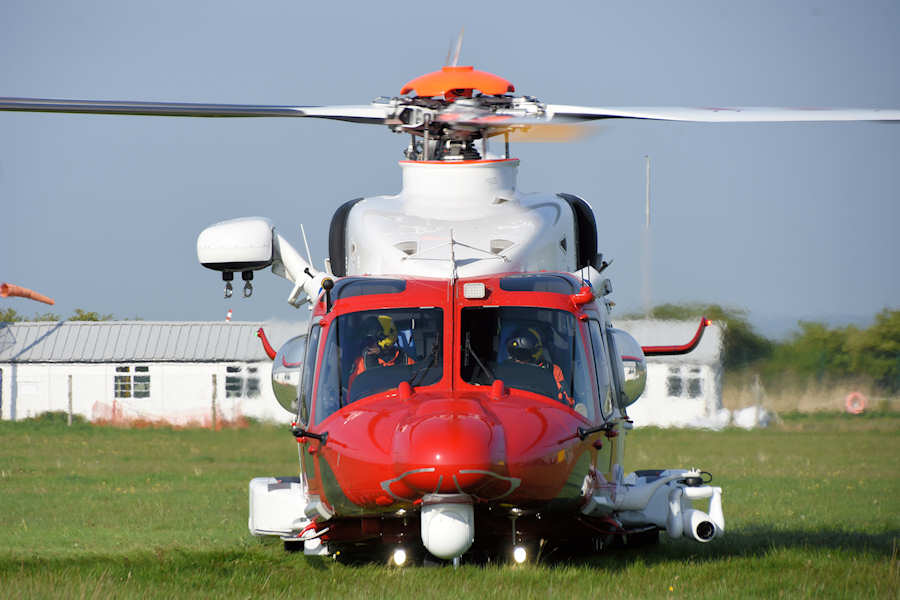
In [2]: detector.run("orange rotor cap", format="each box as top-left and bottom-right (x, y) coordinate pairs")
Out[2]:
(400, 66), (515, 99)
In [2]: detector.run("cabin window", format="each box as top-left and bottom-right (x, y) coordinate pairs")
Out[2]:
(297, 324), (322, 425)
(499, 274), (578, 295)
(314, 308), (443, 424)
(460, 306), (591, 412)
(114, 365), (150, 399)
(332, 277), (407, 300)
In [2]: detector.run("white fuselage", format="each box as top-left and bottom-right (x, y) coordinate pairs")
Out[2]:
(341, 159), (579, 278)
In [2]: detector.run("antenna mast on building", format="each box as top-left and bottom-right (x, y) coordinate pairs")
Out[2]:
(641, 156), (652, 318)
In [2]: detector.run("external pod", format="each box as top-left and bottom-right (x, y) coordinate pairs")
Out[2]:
(420, 496), (475, 560)
(667, 485), (725, 542)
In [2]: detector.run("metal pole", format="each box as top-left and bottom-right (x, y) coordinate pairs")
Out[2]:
(67, 374), (72, 426)
(645, 155), (651, 229)
(642, 155), (653, 318)
(211, 373), (217, 431)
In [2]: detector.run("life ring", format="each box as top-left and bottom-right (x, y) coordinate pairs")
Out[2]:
(845, 392), (867, 415)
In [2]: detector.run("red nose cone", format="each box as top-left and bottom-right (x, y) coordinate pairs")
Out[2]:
(394, 404), (502, 495)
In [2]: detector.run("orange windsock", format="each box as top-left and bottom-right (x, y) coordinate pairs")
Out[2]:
(0, 282), (55, 305)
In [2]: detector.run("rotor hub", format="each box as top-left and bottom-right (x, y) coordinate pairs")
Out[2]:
(401, 65), (515, 100)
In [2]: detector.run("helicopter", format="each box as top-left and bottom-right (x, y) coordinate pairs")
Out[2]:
(2, 63), (897, 564)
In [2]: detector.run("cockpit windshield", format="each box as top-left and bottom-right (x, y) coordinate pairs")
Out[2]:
(314, 308), (443, 423)
(461, 306), (593, 415)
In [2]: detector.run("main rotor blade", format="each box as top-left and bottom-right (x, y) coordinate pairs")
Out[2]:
(0, 97), (390, 124)
(544, 105), (900, 123)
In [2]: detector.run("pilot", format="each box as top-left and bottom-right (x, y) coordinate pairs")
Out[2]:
(506, 328), (573, 407)
(350, 315), (413, 381)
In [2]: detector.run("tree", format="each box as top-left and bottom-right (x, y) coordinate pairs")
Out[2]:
(846, 308), (900, 392)
(31, 312), (61, 322)
(768, 321), (854, 381)
(0, 308), (23, 322)
(69, 308), (114, 322)
(0, 309), (60, 322)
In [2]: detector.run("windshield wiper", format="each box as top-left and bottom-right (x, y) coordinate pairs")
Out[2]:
(465, 335), (495, 384)
(409, 341), (440, 388)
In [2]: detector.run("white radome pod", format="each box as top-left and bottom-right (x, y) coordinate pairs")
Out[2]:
(197, 216), (274, 272)
(420, 501), (475, 560)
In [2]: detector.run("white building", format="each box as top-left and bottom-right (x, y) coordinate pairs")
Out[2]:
(1, 318), (726, 429)
(0, 321), (304, 425)
(615, 319), (727, 428)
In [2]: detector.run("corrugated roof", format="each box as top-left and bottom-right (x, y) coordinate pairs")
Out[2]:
(0, 321), (307, 363)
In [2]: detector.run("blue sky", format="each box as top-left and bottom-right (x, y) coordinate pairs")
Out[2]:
(1, 1), (898, 338)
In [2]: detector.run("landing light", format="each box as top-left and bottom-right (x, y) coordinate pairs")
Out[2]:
(463, 282), (486, 299)
(392, 548), (408, 566)
(513, 546), (527, 564)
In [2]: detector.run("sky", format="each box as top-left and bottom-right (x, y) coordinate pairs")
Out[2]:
(1, 1), (898, 339)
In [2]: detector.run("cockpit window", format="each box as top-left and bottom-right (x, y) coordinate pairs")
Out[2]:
(461, 306), (592, 415)
(313, 308), (443, 423)
(297, 324), (321, 426)
(499, 274), (578, 295)
(333, 278), (407, 300)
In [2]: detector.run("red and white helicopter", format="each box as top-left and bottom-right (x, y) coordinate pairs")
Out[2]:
(3, 61), (897, 565)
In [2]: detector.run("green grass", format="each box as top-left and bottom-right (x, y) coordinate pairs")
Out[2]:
(1, 414), (898, 598)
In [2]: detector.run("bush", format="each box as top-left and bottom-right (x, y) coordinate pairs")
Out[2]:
(20, 411), (89, 426)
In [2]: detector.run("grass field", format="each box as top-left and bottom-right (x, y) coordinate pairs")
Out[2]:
(1, 412), (898, 599)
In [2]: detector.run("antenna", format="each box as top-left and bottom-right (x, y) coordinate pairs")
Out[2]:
(299, 224), (314, 267)
(449, 228), (458, 281)
(451, 28), (464, 67)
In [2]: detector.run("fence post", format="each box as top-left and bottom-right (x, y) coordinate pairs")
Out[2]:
(211, 373), (217, 431)
(67, 374), (73, 426)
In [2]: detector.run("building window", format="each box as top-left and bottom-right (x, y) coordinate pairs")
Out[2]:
(114, 365), (150, 399)
(666, 365), (703, 399)
(226, 365), (261, 398)
(134, 366), (150, 398)
(666, 374), (683, 397)
(687, 378), (702, 398)
(226, 366), (243, 398)
(114, 366), (132, 398)
(246, 366), (260, 397)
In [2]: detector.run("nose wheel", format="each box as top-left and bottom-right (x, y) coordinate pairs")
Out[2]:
(508, 510), (541, 564)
